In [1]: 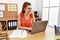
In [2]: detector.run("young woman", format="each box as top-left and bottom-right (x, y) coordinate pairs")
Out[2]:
(18, 2), (35, 30)
(9, 2), (35, 38)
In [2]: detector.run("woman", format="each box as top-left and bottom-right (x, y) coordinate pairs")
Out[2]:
(9, 2), (35, 38)
(18, 2), (35, 30)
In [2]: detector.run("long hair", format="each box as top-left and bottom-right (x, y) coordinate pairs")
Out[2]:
(21, 2), (31, 13)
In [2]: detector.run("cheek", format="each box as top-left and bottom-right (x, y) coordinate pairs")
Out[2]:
(25, 9), (28, 11)
(29, 10), (31, 12)
(25, 9), (29, 12)
(28, 10), (31, 12)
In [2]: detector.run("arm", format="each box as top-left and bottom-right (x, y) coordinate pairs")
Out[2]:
(31, 11), (35, 22)
(17, 14), (21, 29)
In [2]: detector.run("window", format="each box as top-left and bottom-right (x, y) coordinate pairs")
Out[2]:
(0, 4), (5, 11)
(42, 0), (49, 21)
(8, 4), (17, 11)
(50, 0), (59, 6)
(43, 0), (49, 7)
(42, 8), (49, 21)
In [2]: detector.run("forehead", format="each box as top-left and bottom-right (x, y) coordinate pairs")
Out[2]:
(26, 5), (32, 8)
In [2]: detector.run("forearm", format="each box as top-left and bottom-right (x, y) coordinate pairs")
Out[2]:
(18, 25), (32, 30)
(20, 27), (32, 30)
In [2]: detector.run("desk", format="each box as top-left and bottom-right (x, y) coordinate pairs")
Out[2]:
(7, 26), (60, 40)
(8, 30), (45, 40)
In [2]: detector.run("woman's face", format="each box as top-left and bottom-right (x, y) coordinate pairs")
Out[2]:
(24, 5), (32, 14)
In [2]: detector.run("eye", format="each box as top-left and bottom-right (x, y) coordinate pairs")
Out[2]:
(28, 8), (32, 9)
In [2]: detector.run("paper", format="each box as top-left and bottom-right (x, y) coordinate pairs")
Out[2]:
(15, 21), (17, 26)
(10, 22), (12, 27)
(0, 12), (3, 17)
(9, 29), (27, 38)
(0, 4), (5, 11)
(13, 21), (15, 26)
(8, 22), (10, 27)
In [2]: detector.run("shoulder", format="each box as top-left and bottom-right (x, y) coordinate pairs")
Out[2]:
(20, 13), (24, 15)
(18, 13), (24, 19)
(20, 13), (24, 17)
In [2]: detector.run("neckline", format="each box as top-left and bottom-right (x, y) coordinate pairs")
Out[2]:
(24, 14), (30, 21)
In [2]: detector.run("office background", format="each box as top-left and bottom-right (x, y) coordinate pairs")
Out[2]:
(0, 0), (60, 27)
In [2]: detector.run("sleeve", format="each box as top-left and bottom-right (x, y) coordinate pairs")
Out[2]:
(30, 13), (35, 22)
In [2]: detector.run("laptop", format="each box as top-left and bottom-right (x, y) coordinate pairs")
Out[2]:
(27, 21), (48, 34)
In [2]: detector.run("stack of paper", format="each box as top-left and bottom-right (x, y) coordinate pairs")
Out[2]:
(9, 29), (27, 38)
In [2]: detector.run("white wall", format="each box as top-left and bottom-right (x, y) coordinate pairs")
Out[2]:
(58, 0), (60, 26)
(37, 0), (43, 17)
(58, 10), (60, 26)
(0, 0), (42, 15)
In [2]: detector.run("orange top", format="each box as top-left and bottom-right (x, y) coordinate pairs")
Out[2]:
(20, 13), (34, 28)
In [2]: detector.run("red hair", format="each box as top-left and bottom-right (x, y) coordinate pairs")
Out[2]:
(21, 2), (31, 13)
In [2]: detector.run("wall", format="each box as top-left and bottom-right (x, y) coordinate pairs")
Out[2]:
(58, 0), (60, 26)
(58, 10), (60, 26)
(37, 0), (43, 17)
(0, 0), (42, 16)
